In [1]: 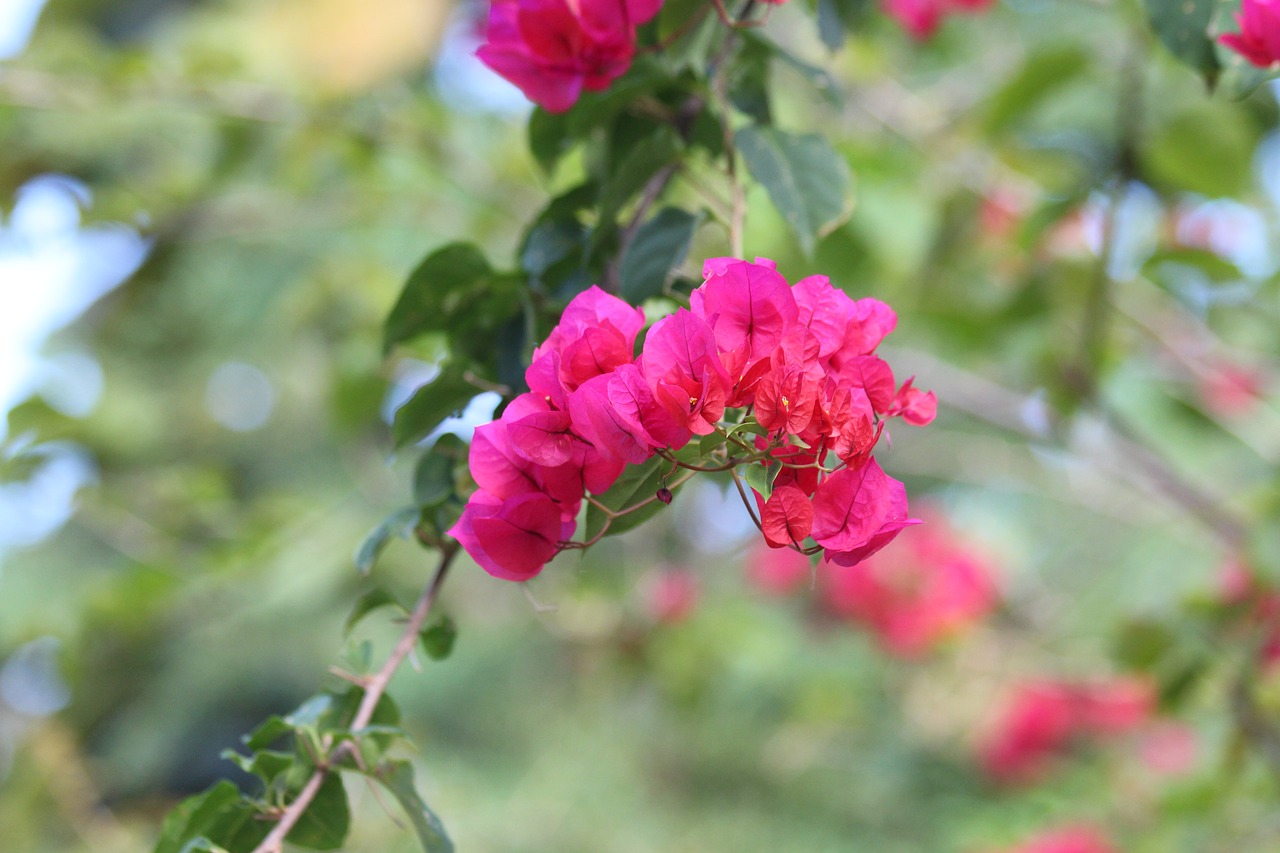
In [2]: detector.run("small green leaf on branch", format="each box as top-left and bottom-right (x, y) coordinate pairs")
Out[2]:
(392, 364), (481, 449)
(377, 760), (455, 853)
(355, 507), (421, 575)
(344, 587), (404, 636)
(284, 774), (350, 851)
(420, 615), (458, 661)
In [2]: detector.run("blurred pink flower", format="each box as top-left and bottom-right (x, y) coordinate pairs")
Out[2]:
(645, 567), (700, 624)
(1219, 0), (1280, 68)
(1197, 362), (1265, 418)
(747, 543), (812, 596)
(980, 677), (1155, 784)
(883, 0), (994, 40)
(1138, 722), (1197, 777)
(822, 512), (997, 656)
(1002, 825), (1118, 853)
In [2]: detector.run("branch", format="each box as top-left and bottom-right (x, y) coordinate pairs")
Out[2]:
(251, 544), (458, 853)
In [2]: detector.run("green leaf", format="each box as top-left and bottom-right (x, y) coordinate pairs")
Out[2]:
(1146, 0), (1219, 79)
(344, 587), (403, 635)
(285, 774), (350, 851)
(354, 507), (420, 575)
(982, 46), (1089, 134)
(243, 716), (292, 752)
(420, 615), (458, 661)
(813, 0), (873, 50)
(1141, 101), (1257, 197)
(154, 782), (241, 853)
(735, 126), (853, 256)
(385, 244), (492, 352)
(376, 760), (454, 853)
(392, 363), (481, 449)
(584, 456), (676, 541)
(743, 461), (774, 501)
(528, 108), (572, 174)
(414, 434), (467, 508)
(153, 782), (270, 853)
(597, 125), (682, 230)
(620, 207), (700, 304)
(222, 749), (293, 788)
(1113, 618), (1176, 671)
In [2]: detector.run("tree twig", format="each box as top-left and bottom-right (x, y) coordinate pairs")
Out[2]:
(250, 544), (458, 853)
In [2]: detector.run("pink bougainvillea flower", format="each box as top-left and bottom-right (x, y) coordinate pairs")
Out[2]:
(477, 0), (661, 113)
(1219, 0), (1280, 68)
(1074, 677), (1155, 735)
(811, 459), (919, 566)
(882, 0), (994, 42)
(448, 490), (567, 581)
(1001, 825), (1119, 853)
(761, 485), (815, 549)
(692, 257), (798, 364)
(1138, 721), (1197, 778)
(980, 681), (1079, 783)
(821, 513), (997, 656)
(747, 542), (812, 595)
(453, 256), (934, 583)
(980, 676), (1156, 784)
(644, 566), (700, 624)
(882, 0), (944, 39)
(1197, 362), (1264, 418)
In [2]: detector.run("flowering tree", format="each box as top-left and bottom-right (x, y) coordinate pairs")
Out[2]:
(4, 0), (1280, 850)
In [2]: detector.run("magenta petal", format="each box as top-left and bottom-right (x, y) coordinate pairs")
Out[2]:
(641, 309), (729, 390)
(810, 458), (916, 556)
(507, 411), (579, 467)
(567, 373), (655, 465)
(454, 491), (564, 581)
(691, 259), (798, 362)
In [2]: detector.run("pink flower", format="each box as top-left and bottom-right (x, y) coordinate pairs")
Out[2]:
(747, 543), (812, 595)
(1001, 825), (1118, 853)
(1219, 0), (1280, 68)
(644, 567), (699, 624)
(1138, 722), (1197, 777)
(1197, 362), (1264, 418)
(980, 677), (1155, 784)
(980, 681), (1079, 783)
(811, 459), (919, 566)
(882, 0), (994, 41)
(821, 513), (997, 656)
(448, 490), (568, 581)
(477, 0), (662, 113)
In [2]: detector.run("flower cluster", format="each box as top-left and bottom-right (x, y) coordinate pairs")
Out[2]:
(883, 0), (993, 41)
(449, 257), (935, 582)
(1219, 0), (1280, 68)
(476, 0), (662, 113)
(980, 677), (1155, 784)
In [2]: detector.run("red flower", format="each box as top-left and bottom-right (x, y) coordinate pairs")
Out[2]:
(882, 0), (994, 41)
(477, 0), (662, 113)
(1219, 0), (1280, 68)
(821, 512), (996, 656)
(1001, 825), (1118, 853)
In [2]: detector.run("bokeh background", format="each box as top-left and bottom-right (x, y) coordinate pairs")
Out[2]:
(3, 0), (1280, 850)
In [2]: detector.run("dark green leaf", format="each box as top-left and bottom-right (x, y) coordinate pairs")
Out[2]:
(376, 760), (454, 853)
(1113, 618), (1176, 671)
(1146, 0), (1219, 79)
(344, 587), (403, 636)
(285, 774), (350, 850)
(153, 782), (241, 853)
(354, 507), (420, 575)
(242, 716), (292, 752)
(528, 108), (572, 174)
(729, 37), (772, 124)
(813, 0), (873, 50)
(414, 434), (467, 508)
(420, 615), (458, 661)
(385, 244), (490, 352)
(597, 125), (682, 230)
(221, 749), (293, 788)
(584, 456), (676, 541)
(620, 207), (700, 304)
(392, 364), (481, 449)
(735, 126), (853, 256)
